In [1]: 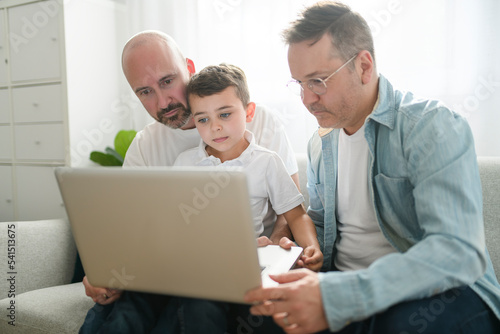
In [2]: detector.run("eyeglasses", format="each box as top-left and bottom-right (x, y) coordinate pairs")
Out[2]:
(287, 54), (357, 96)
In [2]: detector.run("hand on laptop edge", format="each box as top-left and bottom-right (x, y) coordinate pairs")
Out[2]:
(83, 276), (123, 305)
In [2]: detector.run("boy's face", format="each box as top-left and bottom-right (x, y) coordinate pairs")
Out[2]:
(190, 87), (255, 161)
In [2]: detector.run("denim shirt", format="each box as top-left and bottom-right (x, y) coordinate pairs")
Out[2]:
(307, 75), (500, 331)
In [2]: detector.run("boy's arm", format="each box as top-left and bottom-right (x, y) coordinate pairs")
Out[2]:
(283, 205), (323, 271)
(267, 172), (300, 244)
(267, 214), (293, 245)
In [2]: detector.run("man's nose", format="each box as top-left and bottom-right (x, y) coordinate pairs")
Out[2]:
(301, 86), (320, 106)
(157, 91), (170, 110)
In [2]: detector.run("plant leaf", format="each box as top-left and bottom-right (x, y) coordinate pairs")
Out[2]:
(114, 130), (137, 159)
(90, 151), (123, 166)
(105, 147), (124, 164)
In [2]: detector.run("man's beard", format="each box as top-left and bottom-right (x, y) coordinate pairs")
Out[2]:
(156, 103), (191, 129)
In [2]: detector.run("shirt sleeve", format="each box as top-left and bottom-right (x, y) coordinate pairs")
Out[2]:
(123, 132), (146, 167)
(265, 152), (304, 215)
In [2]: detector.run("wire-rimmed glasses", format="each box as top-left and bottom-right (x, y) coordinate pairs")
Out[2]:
(287, 54), (357, 96)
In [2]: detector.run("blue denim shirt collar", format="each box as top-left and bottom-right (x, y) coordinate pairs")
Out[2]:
(367, 75), (397, 131)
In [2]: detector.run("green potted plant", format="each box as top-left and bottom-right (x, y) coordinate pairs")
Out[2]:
(89, 130), (137, 166)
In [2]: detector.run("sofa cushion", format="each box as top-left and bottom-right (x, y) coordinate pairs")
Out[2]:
(0, 283), (94, 334)
(478, 157), (500, 279)
(0, 219), (77, 296)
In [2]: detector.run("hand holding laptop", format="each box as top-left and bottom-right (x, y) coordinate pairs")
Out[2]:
(83, 276), (122, 305)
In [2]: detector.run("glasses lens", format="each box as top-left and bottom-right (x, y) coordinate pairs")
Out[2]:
(287, 80), (303, 96)
(308, 79), (327, 95)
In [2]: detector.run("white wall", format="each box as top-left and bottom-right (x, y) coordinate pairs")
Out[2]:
(64, 0), (131, 166)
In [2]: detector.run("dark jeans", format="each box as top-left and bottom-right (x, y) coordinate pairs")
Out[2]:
(79, 291), (170, 334)
(79, 292), (282, 334)
(80, 287), (499, 334)
(324, 286), (500, 334)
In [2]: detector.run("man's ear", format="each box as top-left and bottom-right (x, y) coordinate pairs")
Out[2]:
(357, 50), (374, 85)
(186, 58), (196, 76)
(245, 102), (256, 122)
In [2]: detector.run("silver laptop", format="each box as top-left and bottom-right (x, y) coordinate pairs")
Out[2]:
(55, 167), (302, 304)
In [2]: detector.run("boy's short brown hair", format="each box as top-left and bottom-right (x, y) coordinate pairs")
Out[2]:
(187, 63), (250, 107)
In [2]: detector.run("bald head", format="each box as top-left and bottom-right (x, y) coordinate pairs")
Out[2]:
(122, 31), (186, 76)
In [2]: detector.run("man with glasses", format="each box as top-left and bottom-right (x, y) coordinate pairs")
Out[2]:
(245, 1), (500, 333)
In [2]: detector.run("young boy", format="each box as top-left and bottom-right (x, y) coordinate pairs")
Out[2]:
(174, 63), (323, 271)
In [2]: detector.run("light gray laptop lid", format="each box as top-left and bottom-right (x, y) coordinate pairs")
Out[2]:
(55, 166), (300, 304)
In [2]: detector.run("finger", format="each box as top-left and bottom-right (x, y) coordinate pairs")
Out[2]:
(94, 293), (106, 304)
(250, 300), (290, 316)
(101, 294), (120, 305)
(302, 246), (313, 257)
(283, 324), (307, 334)
(279, 237), (294, 249)
(305, 263), (322, 273)
(274, 312), (297, 330)
(293, 259), (305, 268)
(257, 236), (272, 247)
(244, 285), (286, 304)
(96, 292), (118, 305)
(303, 254), (320, 264)
(105, 288), (122, 298)
(269, 268), (311, 284)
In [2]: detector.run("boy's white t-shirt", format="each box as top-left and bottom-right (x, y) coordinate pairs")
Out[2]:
(174, 131), (304, 237)
(335, 123), (396, 271)
(123, 104), (298, 175)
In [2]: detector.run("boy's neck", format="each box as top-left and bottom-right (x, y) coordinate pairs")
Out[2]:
(206, 137), (250, 163)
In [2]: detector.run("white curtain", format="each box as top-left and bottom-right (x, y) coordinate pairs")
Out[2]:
(122, 0), (500, 156)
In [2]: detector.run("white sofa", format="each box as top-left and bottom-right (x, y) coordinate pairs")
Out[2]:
(0, 155), (499, 333)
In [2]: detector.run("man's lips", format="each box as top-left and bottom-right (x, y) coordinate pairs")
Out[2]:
(162, 107), (180, 118)
(213, 136), (228, 143)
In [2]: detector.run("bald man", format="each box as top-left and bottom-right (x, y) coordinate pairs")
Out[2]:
(79, 31), (298, 334)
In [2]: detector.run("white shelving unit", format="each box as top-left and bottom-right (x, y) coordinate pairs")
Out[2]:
(0, 0), (130, 221)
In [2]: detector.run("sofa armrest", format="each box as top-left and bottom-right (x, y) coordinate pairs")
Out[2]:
(0, 219), (77, 296)
(478, 156), (500, 279)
